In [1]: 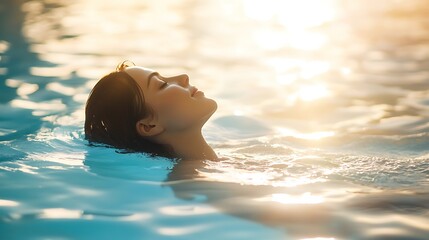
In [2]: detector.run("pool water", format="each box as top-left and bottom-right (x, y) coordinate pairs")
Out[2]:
(1, 0), (429, 239)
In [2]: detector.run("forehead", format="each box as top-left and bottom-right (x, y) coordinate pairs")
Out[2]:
(124, 66), (156, 85)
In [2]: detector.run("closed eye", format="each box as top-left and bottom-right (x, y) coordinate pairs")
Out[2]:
(159, 81), (168, 89)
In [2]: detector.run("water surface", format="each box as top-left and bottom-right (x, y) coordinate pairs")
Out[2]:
(1, 0), (429, 239)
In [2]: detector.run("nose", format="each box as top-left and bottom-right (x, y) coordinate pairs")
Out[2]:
(174, 74), (189, 87)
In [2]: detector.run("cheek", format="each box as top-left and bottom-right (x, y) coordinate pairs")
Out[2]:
(155, 91), (193, 123)
(159, 90), (189, 111)
(153, 88), (217, 130)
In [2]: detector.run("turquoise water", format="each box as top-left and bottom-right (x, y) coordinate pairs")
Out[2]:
(1, 0), (429, 239)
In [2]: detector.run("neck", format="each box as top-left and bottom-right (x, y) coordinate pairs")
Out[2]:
(157, 128), (217, 161)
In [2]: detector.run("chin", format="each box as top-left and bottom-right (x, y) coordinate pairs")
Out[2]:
(208, 98), (218, 115)
(200, 99), (217, 125)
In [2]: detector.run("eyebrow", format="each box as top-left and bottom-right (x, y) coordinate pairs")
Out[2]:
(146, 72), (159, 88)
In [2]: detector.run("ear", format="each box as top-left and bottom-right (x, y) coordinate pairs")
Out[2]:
(136, 118), (164, 137)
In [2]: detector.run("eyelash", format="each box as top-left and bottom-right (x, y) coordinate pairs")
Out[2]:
(160, 81), (168, 89)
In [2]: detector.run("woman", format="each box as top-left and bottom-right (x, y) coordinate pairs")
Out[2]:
(85, 61), (218, 160)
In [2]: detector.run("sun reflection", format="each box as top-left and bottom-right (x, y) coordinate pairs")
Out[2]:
(30, 152), (84, 166)
(157, 226), (207, 236)
(243, 0), (336, 28)
(277, 127), (335, 140)
(244, 0), (336, 50)
(39, 208), (83, 219)
(300, 238), (336, 240)
(199, 162), (326, 187)
(30, 66), (72, 78)
(340, 67), (352, 76)
(159, 205), (217, 216)
(300, 61), (331, 79)
(46, 82), (77, 96)
(283, 83), (331, 104)
(17, 83), (39, 99)
(257, 192), (324, 205)
(0, 199), (19, 207)
(0, 40), (9, 53)
(5, 78), (21, 88)
(10, 99), (66, 116)
(297, 84), (330, 101)
(273, 60), (331, 86)
(0, 163), (38, 174)
(273, 177), (326, 187)
(289, 31), (327, 51)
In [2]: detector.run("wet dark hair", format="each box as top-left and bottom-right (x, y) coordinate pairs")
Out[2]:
(84, 62), (172, 157)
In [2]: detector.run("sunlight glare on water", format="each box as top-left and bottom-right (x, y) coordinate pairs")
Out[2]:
(244, 0), (336, 51)
(1, 0), (429, 239)
(256, 193), (324, 205)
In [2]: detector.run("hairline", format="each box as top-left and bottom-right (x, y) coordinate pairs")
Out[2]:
(120, 69), (155, 119)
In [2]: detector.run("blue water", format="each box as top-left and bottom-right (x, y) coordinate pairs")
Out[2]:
(1, 0), (429, 239)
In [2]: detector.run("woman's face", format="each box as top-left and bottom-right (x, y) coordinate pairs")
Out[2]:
(125, 66), (217, 132)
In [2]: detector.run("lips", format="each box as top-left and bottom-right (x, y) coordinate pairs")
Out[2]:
(191, 87), (199, 97)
